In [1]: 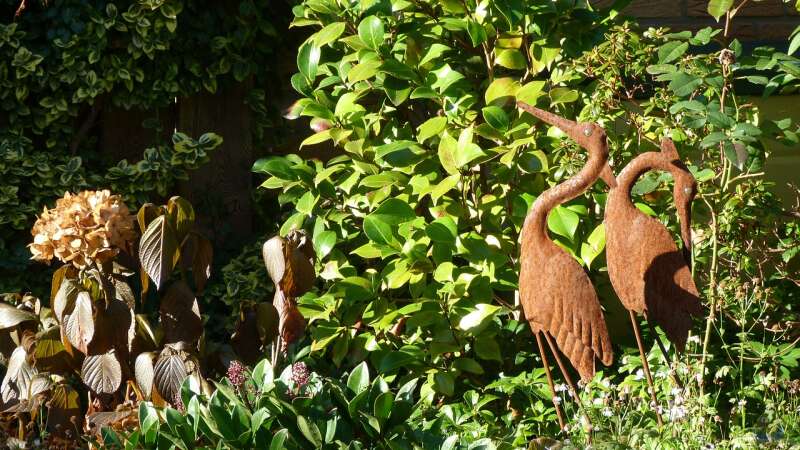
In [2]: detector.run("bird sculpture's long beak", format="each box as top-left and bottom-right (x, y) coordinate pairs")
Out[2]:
(517, 101), (580, 136)
(677, 201), (693, 265)
(677, 202), (692, 263)
(517, 101), (617, 188)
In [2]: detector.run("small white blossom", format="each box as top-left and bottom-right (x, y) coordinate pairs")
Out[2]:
(635, 369), (644, 381)
(602, 407), (613, 417)
(668, 405), (687, 421)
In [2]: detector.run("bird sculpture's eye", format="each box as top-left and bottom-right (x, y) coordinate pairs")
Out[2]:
(583, 127), (592, 136)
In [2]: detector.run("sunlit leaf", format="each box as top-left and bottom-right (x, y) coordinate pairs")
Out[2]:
(139, 215), (180, 290)
(0, 303), (36, 330)
(81, 350), (122, 394)
(153, 353), (188, 403)
(135, 352), (156, 400)
(707, 0), (733, 21)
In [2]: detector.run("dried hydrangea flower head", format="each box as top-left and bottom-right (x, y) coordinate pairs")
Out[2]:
(29, 190), (136, 268)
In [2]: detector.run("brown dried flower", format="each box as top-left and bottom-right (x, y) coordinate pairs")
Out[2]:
(29, 190), (136, 268)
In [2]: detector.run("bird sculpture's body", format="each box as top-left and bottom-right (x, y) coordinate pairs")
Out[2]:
(602, 138), (703, 426)
(517, 103), (614, 428)
(604, 139), (703, 353)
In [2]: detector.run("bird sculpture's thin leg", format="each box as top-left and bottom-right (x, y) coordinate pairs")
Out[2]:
(536, 332), (566, 431)
(543, 333), (593, 444)
(542, 333), (579, 398)
(645, 318), (685, 390)
(630, 310), (664, 427)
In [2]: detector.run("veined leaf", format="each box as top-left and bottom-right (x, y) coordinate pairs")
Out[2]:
(139, 215), (180, 290)
(0, 303), (36, 330)
(153, 353), (188, 403)
(82, 351), (122, 394)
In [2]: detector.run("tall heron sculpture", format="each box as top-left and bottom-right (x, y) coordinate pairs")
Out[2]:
(603, 138), (703, 425)
(517, 102), (615, 429)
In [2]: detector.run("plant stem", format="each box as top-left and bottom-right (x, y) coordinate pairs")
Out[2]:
(700, 203), (718, 396)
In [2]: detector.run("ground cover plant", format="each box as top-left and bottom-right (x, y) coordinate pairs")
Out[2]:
(0, 0), (799, 449)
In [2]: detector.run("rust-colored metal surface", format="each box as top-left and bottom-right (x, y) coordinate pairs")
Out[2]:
(517, 102), (614, 382)
(604, 138), (703, 353)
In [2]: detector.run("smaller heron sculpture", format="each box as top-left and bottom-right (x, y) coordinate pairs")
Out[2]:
(603, 138), (703, 426)
(517, 102), (615, 429)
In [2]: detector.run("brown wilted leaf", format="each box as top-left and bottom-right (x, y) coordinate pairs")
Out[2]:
(81, 350), (122, 394)
(63, 292), (94, 355)
(274, 291), (306, 349)
(85, 409), (136, 436)
(191, 234), (213, 294)
(281, 230), (316, 297)
(262, 230), (316, 297)
(159, 281), (202, 345)
(231, 307), (262, 365)
(262, 235), (286, 285)
(153, 348), (190, 403)
(134, 352), (156, 400)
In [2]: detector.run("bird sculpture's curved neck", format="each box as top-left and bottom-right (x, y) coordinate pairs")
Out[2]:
(523, 149), (609, 243)
(616, 152), (673, 199)
(613, 149), (695, 262)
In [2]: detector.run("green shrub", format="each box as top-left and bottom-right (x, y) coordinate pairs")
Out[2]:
(251, 0), (800, 446)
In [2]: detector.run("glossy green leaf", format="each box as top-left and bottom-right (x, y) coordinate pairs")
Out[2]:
(547, 206), (579, 241)
(252, 157), (295, 180)
(297, 416), (323, 447)
(417, 116), (447, 143)
(580, 223), (606, 268)
(485, 77), (520, 105)
(358, 16), (385, 50)
(495, 49), (526, 69)
(426, 217), (457, 244)
(657, 41), (689, 64)
(434, 371), (454, 396)
(297, 42), (321, 82)
(516, 81), (545, 105)
(458, 303), (501, 332)
(347, 361), (370, 394)
(482, 106), (509, 131)
(707, 0), (733, 21)
(314, 22), (346, 47)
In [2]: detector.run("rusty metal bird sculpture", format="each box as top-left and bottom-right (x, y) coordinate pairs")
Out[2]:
(603, 138), (703, 425)
(517, 102), (615, 429)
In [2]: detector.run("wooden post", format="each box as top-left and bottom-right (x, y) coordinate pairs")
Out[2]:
(177, 80), (254, 246)
(100, 104), (176, 167)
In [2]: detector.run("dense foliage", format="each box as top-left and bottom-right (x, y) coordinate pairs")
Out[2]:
(247, 0), (800, 447)
(0, 0), (799, 449)
(0, 0), (284, 292)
